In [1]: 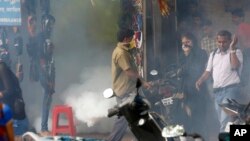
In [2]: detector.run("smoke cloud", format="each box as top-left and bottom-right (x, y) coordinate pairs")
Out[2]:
(62, 66), (116, 128)
(47, 0), (118, 133)
(20, 0), (120, 133)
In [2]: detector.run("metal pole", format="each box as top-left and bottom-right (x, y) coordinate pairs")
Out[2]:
(142, 0), (147, 80)
(152, 0), (162, 68)
(175, 0), (179, 65)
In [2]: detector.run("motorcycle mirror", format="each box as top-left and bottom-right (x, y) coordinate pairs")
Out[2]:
(161, 125), (185, 138)
(103, 88), (114, 98)
(219, 103), (239, 116)
(150, 70), (158, 76)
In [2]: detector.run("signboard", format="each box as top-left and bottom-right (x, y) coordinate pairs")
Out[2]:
(0, 0), (21, 26)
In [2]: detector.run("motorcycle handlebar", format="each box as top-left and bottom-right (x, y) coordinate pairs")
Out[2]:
(107, 107), (120, 118)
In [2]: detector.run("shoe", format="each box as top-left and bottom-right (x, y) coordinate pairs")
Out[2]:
(39, 131), (51, 136)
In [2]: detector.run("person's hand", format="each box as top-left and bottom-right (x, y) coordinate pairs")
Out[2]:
(0, 92), (3, 98)
(195, 79), (202, 91)
(230, 35), (238, 50)
(16, 72), (24, 82)
(184, 105), (192, 117)
(142, 81), (152, 90)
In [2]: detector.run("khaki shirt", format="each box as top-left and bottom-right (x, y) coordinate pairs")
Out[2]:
(112, 42), (137, 97)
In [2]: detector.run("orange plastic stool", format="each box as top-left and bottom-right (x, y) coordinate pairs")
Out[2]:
(51, 105), (76, 136)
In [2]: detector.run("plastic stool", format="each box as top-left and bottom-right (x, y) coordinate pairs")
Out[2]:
(52, 105), (76, 136)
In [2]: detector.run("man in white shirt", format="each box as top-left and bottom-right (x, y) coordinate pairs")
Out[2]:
(196, 30), (243, 132)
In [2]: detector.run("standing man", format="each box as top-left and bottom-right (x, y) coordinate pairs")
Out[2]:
(231, 8), (250, 50)
(38, 25), (55, 136)
(196, 30), (243, 132)
(201, 20), (217, 55)
(107, 28), (151, 141)
(231, 8), (250, 101)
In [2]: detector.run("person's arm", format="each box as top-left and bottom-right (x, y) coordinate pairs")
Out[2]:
(0, 63), (15, 98)
(118, 52), (151, 89)
(124, 68), (151, 89)
(124, 68), (138, 79)
(195, 49), (213, 91)
(230, 35), (241, 69)
(196, 71), (211, 91)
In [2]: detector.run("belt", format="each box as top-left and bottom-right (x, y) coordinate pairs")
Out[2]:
(213, 83), (239, 93)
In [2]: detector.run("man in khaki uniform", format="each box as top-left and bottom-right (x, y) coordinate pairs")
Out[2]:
(107, 29), (151, 141)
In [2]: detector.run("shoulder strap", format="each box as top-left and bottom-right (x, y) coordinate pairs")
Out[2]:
(211, 48), (217, 63)
(206, 48), (219, 77)
(209, 48), (218, 70)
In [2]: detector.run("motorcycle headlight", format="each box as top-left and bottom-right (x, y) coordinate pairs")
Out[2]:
(103, 88), (114, 98)
(138, 118), (146, 126)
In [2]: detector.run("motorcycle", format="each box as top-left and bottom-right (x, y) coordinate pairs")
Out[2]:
(218, 99), (250, 141)
(103, 79), (185, 141)
(145, 67), (185, 124)
(220, 99), (250, 128)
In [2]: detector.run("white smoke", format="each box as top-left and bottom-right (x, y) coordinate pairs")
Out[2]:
(66, 91), (115, 127)
(61, 66), (116, 127)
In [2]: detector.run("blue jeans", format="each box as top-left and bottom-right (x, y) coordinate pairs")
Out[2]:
(13, 118), (29, 136)
(213, 85), (240, 132)
(41, 89), (52, 131)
